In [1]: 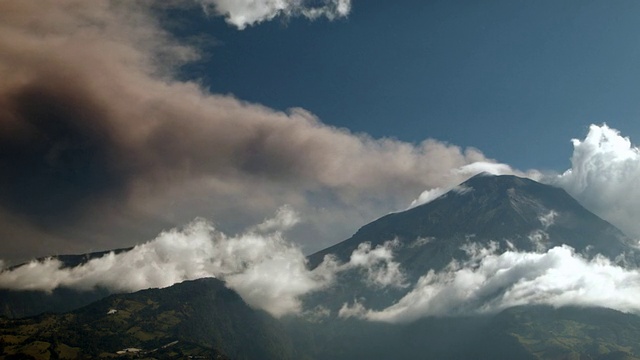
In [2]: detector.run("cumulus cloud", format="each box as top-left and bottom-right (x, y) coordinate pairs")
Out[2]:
(0, 208), (408, 317)
(0, 0), (511, 262)
(455, 162), (535, 178)
(198, 0), (351, 29)
(340, 244), (640, 323)
(0, 207), (329, 317)
(343, 239), (408, 288)
(553, 124), (640, 238)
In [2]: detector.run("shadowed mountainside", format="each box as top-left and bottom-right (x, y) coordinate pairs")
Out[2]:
(0, 278), (295, 360)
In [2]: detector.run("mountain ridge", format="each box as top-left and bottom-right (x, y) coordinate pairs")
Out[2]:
(3, 278), (640, 360)
(0, 277), (295, 359)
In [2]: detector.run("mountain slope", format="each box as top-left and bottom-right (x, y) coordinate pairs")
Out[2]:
(495, 306), (640, 360)
(305, 174), (636, 311)
(0, 278), (295, 360)
(283, 305), (640, 360)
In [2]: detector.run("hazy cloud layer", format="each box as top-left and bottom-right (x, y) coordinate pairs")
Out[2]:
(340, 244), (640, 323)
(0, 0), (510, 262)
(198, 0), (351, 29)
(553, 124), (640, 239)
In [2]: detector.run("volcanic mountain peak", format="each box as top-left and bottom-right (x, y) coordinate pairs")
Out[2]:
(427, 173), (569, 215)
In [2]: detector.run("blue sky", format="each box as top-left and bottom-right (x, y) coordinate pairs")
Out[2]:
(176, 0), (640, 171)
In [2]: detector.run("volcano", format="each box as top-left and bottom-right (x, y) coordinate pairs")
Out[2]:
(305, 173), (636, 311)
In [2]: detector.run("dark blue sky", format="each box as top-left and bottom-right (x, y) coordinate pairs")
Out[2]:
(173, 0), (640, 172)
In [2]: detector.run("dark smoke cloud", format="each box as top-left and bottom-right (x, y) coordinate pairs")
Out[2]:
(0, 82), (126, 223)
(0, 0), (518, 263)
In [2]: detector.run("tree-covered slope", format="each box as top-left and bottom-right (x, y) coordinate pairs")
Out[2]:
(0, 278), (295, 360)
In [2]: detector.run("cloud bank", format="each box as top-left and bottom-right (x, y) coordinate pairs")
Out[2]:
(340, 244), (640, 323)
(0, 208), (408, 317)
(0, 207), (325, 317)
(0, 0), (514, 262)
(198, 0), (352, 29)
(553, 124), (640, 239)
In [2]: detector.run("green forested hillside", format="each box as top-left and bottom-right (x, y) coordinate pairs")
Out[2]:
(0, 278), (293, 359)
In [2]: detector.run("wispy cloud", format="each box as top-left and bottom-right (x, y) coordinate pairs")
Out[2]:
(343, 239), (408, 289)
(197, 0), (352, 29)
(0, 208), (407, 317)
(0, 207), (331, 317)
(408, 184), (475, 209)
(340, 243), (640, 323)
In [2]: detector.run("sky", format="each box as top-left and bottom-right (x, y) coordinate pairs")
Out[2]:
(178, 0), (640, 171)
(1, 0), (640, 266)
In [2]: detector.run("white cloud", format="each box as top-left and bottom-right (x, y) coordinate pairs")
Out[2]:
(251, 204), (300, 233)
(345, 239), (408, 288)
(408, 187), (449, 209)
(552, 124), (640, 238)
(0, 207), (331, 317)
(338, 299), (367, 319)
(198, 0), (351, 29)
(408, 184), (474, 209)
(0, 207), (408, 317)
(538, 210), (558, 230)
(340, 244), (640, 323)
